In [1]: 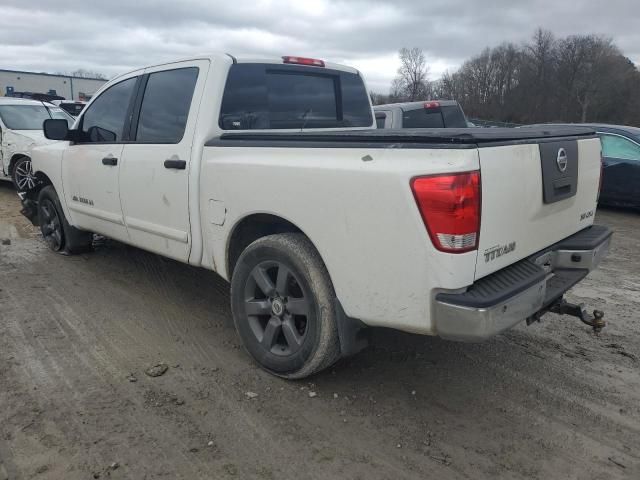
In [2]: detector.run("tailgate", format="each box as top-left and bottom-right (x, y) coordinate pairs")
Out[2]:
(475, 136), (602, 280)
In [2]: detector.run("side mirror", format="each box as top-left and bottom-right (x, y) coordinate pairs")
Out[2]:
(43, 118), (70, 140)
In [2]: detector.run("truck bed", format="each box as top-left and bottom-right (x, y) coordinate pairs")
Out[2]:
(206, 124), (602, 282)
(201, 123), (603, 333)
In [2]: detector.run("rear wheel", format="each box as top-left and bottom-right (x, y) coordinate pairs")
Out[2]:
(12, 157), (36, 192)
(230, 233), (340, 379)
(37, 186), (93, 254)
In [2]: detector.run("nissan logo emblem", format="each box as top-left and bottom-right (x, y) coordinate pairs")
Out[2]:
(556, 148), (568, 173)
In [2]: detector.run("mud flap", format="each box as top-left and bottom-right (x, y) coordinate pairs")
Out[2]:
(18, 192), (39, 226)
(335, 299), (369, 357)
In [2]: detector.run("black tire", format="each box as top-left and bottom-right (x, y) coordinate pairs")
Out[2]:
(37, 186), (93, 254)
(11, 157), (36, 192)
(230, 233), (340, 379)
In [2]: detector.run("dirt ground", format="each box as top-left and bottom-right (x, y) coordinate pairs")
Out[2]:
(0, 181), (638, 480)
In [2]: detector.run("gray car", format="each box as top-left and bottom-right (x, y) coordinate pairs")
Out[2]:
(373, 100), (469, 129)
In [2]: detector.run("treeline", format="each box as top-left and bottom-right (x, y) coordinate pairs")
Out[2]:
(376, 29), (640, 126)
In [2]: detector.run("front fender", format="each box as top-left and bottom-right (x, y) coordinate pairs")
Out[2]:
(4, 130), (37, 168)
(19, 142), (76, 227)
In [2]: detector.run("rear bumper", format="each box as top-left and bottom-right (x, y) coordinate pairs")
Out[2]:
(434, 224), (612, 341)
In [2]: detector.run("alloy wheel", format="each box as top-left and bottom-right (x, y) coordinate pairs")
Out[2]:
(14, 159), (36, 191)
(244, 261), (310, 356)
(40, 199), (63, 251)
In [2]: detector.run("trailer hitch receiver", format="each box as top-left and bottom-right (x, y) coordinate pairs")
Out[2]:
(548, 298), (605, 333)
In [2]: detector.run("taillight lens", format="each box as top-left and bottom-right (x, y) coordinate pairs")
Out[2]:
(411, 171), (481, 253)
(424, 101), (441, 109)
(282, 56), (325, 67)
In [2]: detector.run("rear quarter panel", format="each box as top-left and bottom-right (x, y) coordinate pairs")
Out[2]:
(200, 145), (480, 333)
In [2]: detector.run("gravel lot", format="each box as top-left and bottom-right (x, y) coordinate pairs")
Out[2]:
(1, 181), (639, 479)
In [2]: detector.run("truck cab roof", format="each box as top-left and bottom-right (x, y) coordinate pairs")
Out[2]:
(111, 53), (361, 82)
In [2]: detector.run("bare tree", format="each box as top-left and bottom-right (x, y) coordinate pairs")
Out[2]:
(573, 38), (616, 122)
(433, 71), (460, 100)
(370, 91), (390, 105)
(388, 77), (406, 102)
(418, 28), (640, 127)
(390, 48), (432, 101)
(520, 29), (558, 122)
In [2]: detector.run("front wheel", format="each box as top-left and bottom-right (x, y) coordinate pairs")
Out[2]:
(230, 233), (340, 379)
(37, 186), (93, 254)
(12, 157), (36, 192)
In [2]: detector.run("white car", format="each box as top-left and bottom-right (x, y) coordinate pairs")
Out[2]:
(0, 97), (74, 190)
(20, 53), (611, 378)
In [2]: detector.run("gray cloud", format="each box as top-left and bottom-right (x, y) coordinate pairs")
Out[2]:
(0, 0), (637, 92)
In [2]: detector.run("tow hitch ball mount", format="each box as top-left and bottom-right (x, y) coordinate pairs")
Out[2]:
(528, 298), (606, 333)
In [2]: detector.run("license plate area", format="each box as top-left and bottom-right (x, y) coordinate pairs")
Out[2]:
(539, 140), (578, 204)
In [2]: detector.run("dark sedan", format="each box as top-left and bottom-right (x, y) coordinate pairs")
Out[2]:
(595, 125), (640, 209)
(527, 123), (640, 210)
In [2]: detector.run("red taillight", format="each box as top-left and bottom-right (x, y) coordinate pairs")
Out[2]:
(282, 56), (325, 67)
(411, 171), (481, 253)
(424, 101), (441, 109)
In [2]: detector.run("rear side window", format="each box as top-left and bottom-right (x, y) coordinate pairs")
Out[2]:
(600, 134), (640, 162)
(441, 105), (468, 128)
(402, 108), (444, 128)
(80, 77), (137, 142)
(375, 112), (386, 128)
(219, 64), (372, 130)
(136, 67), (199, 143)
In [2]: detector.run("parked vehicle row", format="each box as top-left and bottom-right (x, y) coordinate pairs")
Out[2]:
(6, 92), (87, 118)
(16, 53), (611, 379)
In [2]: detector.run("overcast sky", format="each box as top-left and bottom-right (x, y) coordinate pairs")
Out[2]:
(0, 0), (638, 92)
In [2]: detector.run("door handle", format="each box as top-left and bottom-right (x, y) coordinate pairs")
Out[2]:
(102, 157), (118, 166)
(164, 159), (186, 170)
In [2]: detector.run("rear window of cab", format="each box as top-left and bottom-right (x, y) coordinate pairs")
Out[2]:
(219, 63), (373, 130)
(402, 105), (468, 129)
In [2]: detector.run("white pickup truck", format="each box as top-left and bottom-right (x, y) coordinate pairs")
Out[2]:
(20, 53), (612, 379)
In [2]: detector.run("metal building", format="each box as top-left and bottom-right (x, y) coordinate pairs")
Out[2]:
(0, 69), (108, 101)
